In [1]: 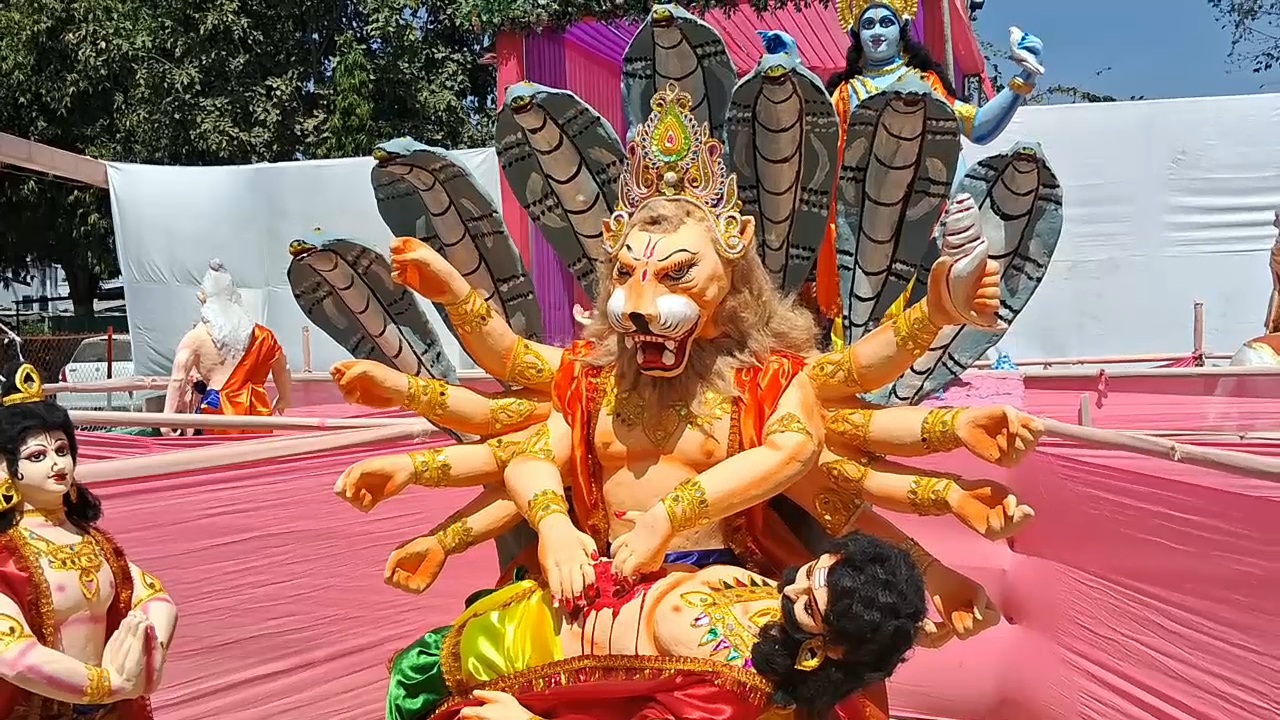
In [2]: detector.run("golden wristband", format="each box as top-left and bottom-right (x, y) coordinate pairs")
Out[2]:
(83, 665), (111, 704)
(443, 288), (494, 333)
(920, 408), (964, 452)
(907, 474), (955, 516)
(408, 448), (452, 488)
(526, 490), (570, 529)
(662, 477), (711, 534)
(486, 436), (523, 470)
(893, 301), (941, 356)
(1008, 76), (1035, 96)
(403, 376), (450, 421)
(433, 518), (476, 556)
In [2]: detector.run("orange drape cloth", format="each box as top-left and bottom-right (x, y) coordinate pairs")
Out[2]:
(201, 324), (284, 436)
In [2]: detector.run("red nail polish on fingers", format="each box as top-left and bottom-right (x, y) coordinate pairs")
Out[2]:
(614, 511), (626, 519)
(591, 551), (600, 561)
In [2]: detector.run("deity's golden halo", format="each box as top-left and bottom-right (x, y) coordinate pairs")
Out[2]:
(837, 0), (919, 33)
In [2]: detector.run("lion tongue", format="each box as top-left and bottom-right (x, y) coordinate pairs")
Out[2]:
(638, 341), (676, 367)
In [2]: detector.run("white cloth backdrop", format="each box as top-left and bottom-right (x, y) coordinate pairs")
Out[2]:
(964, 92), (1280, 360)
(107, 151), (499, 378)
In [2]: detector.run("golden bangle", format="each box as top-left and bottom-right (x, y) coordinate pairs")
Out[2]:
(920, 408), (964, 452)
(893, 301), (940, 356)
(805, 351), (865, 391)
(83, 665), (112, 704)
(901, 537), (937, 574)
(954, 101), (978, 136)
(763, 412), (815, 444)
(403, 376), (450, 421)
(408, 448), (452, 488)
(907, 474), (955, 516)
(433, 518), (476, 556)
(826, 409), (874, 447)
(488, 397), (538, 435)
(526, 490), (570, 528)
(511, 423), (556, 464)
(443, 288), (494, 333)
(486, 436), (523, 471)
(1008, 76), (1035, 96)
(504, 337), (555, 388)
(0, 613), (33, 652)
(662, 477), (711, 534)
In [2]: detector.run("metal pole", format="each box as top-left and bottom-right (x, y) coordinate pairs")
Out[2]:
(941, 0), (956, 86)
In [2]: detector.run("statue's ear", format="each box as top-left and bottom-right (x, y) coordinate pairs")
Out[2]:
(738, 215), (757, 251)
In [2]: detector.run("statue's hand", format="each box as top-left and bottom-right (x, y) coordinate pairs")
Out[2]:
(385, 535), (448, 594)
(956, 405), (1043, 467)
(915, 617), (955, 649)
(536, 516), (600, 606)
(333, 455), (415, 512)
(460, 690), (537, 720)
(924, 563), (1002, 640)
(610, 508), (676, 580)
(946, 476), (1035, 540)
(330, 359), (410, 408)
(103, 611), (151, 700)
(927, 194), (1001, 328)
(1009, 27), (1045, 76)
(389, 236), (465, 303)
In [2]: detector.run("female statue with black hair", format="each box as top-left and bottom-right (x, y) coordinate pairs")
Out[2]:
(0, 361), (177, 719)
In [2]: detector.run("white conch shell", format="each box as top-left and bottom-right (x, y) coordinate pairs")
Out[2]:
(1009, 27), (1045, 76)
(940, 193), (998, 329)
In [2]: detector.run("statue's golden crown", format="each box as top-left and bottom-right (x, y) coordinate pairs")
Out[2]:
(837, 0), (918, 33)
(602, 83), (747, 261)
(2, 363), (44, 406)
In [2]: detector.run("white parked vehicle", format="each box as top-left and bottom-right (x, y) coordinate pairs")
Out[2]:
(56, 334), (145, 411)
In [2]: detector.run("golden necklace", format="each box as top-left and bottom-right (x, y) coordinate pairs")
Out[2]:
(681, 576), (780, 667)
(601, 375), (734, 449)
(18, 528), (103, 602)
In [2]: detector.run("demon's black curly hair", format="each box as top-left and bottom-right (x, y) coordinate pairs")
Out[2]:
(750, 532), (926, 719)
(0, 361), (102, 533)
(826, 11), (958, 100)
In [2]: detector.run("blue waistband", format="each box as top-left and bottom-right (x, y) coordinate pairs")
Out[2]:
(197, 387), (221, 412)
(663, 548), (741, 569)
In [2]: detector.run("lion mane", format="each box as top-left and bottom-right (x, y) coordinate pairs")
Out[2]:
(581, 199), (818, 409)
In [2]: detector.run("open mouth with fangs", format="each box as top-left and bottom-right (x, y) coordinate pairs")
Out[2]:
(622, 331), (697, 375)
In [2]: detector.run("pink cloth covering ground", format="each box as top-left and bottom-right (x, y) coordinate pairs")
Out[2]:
(73, 371), (1280, 720)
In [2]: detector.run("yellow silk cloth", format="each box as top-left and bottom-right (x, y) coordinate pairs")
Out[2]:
(455, 580), (563, 686)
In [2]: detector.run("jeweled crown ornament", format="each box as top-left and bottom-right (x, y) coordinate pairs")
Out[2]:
(2, 364), (44, 406)
(602, 83), (747, 261)
(837, 0), (919, 33)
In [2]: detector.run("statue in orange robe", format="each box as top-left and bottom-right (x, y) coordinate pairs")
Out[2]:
(162, 259), (292, 435)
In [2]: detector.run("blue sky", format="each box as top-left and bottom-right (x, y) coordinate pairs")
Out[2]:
(972, 0), (1280, 100)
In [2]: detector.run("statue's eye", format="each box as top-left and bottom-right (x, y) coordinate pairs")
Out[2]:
(663, 262), (694, 283)
(880, 16), (896, 28)
(615, 265), (633, 282)
(861, 17), (876, 30)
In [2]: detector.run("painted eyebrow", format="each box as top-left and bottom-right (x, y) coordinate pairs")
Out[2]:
(655, 249), (694, 263)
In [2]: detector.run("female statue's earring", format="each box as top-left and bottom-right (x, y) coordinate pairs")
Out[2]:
(0, 476), (21, 512)
(794, 636), (827, 672)
(68, 481), (80, 503)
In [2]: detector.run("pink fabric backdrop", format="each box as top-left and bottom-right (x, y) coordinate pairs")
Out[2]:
(66, 371), (1280, 720)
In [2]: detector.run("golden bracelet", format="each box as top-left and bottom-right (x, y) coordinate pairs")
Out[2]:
(504, 337), (555, 388)
(489, 397), (538, 435)
(814, 459), (869, 535)
(954, 101), (978, 136)
(662, 477), (711, 534)
(408, 448), (452, 488)
(826, 409), (874, 447)
(433, 518), (476, 556)
(1008, 76), (1035, 96)
(764, 412), (815, 444)
(893, 301), (941, 356)
(83, 665), (112, 704)
(526, 490), (570, 528)
(920, 407), (964, 452)
(486, 436), (523, 471)
(511, 423), (556, 464)
(403, 376), (450, 421)
(805, 351), (864, 391)
(900, 537), (937, 574)
(907, 474), (955, 516)
(443, 288), (494, 333)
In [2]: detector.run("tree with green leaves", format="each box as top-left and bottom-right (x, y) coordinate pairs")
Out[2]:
(977, 37), (1142, 105)
(0, 0), (496, 316)
(1209, 0), (1280, 72)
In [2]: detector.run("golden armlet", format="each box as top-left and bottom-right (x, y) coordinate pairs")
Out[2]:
(893, 302), (940, 356)
(403, 376), (450, 421)
(505, 337), (556, 388)
(489, 397), (538, 435)
(487, 436), (523, 470)
(763, 412), (815, 444)
(409, 449), (452, 488)
(920, 407), (964, 452)
(443, 288), (494, 333)
(805, 351), (864, 391)
(511, 424), (556, 464)
(433, 518), (476, 556)
(907, 474), (955, 516)
(662, 477), (711, 534)
(526, 490), (570, 528)
(826, 409), (874, 447)
(83, 666), (112, 704)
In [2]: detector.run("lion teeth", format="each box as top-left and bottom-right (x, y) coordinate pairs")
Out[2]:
(635, 348), (646, 364)
(664, 340), (676, 350)
(662, 350), (676, 365)
(624, 336), (634, 348)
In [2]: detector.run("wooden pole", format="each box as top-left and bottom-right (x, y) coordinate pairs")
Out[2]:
(301, 325), (312, 373)
(1193, 300), (1205, 354)
(941, 0), (956, 86)
(0, 133), (108, 188)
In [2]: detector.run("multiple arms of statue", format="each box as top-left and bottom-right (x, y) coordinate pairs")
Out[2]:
(825, 404), (1043, 466)
(610, 375), (825, 578)
(389, 236), (563, 392)
(0, 596), (151, 704)
(331, 359), (551, 437)
(129, 564), (178, 694)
